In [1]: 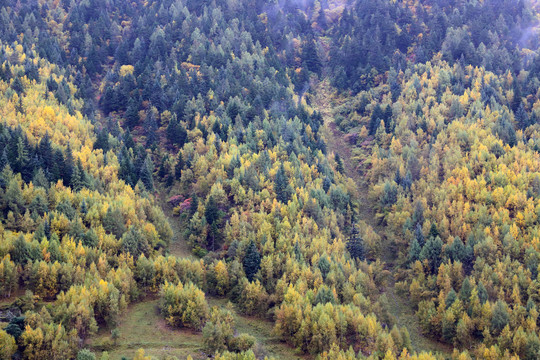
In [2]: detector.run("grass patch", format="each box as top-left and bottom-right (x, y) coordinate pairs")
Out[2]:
(87, 297), (310, 360)
(385, 287), (453, 356)
(87, 299), (206, 360)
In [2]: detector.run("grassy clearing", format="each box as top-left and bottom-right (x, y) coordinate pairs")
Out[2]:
(87, 299), (206, 360)
(157, 187), (195, 260)
(86, 297), (309, 360)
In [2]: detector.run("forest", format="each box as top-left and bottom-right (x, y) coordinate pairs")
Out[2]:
(0, 0), (539, 359)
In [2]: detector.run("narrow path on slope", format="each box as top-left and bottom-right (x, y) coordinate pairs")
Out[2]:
(312, 79), (452, 355)
(157, 187), (195, 259)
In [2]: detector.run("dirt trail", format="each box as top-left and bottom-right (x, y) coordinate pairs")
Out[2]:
(157, 188), (195, 259)
(312, 79), (452, 355)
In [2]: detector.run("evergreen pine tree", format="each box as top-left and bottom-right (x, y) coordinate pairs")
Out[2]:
(204, 196), (220, 225)
(158, 156), (168, 179)
(491, 300), (509, 335)
(302, 39), (321, 74)
(459, 277), (472, 303)
(408, 238), (422, 264)
(335, 153), (344, 173)
(274, 163), (291, 203)
(446, 288), (457, 309)
(243, 240), (261, 282)
(516, 103), (529, 129)
(419, 236), (443, 274)
(415, 223), (425, 247)
(38, 133), (53, 171)
(369, 104), (383, 135)
(227, 155), (240, 178)
(0, 149), (8, 170)
(64, 144), (74, 186)
(94, 129), (110, 153)
(14, 137), (29, 179)
(145, 110), (158, 148)
(125, 98), (140, 129)
(428, 223), (440, 240)
(346, 224), (365, 260)
(139, 156), (154, 191)
(293, 241), (303, 263)
(11, 235), (29, 265)
(124, 128), (135, 149)
(323, 176), (332, 192)
(204, 196), (223, 251)
(166, 114), (179, 144)
(477, 282), (488, 304)
(71, 163), (82, 191)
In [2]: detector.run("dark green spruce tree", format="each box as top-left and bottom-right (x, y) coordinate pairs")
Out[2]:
(274, 163), (291, 203)
(346, 224), (365, 260)
(243, 240), (261, 282)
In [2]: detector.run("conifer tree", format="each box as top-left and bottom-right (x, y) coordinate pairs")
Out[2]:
(302, 38), (321, 74)
(346, 224), (365, 260)
(11, 235), (29, 265)
(274, 163), (291, 203)
(408, 238), (421, 264)
(139, 156), (154, 191)
(491, 300), (510, 335)
(145, 110), (158, 147)
(64, 144), (74, 186)
(420, 236), (443, 274)
(204, 196), (219, 225)
(243, 241), (261, 282)
(459, 278), (472, 302)
(415, 223), (425, 247)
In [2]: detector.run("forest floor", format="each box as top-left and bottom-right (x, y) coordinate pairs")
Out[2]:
(313, 79), (453, 356)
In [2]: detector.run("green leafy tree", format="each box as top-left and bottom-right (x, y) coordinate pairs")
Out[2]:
(121, 227), (149, 258)
(160, 281), (209, 330)
(318, 255), (331, 280)
(202, 306), (235, 352)
(0, 330), (16, 360)
(103, 207), (126, 240)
